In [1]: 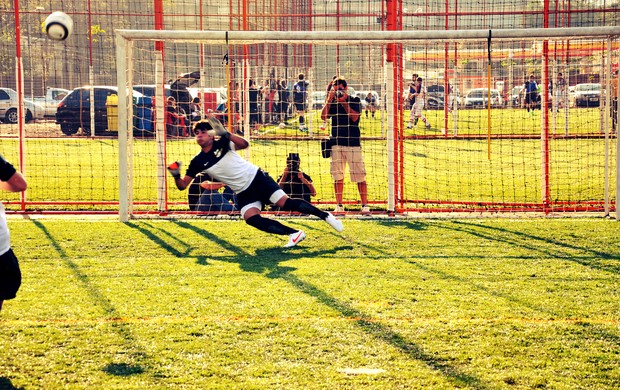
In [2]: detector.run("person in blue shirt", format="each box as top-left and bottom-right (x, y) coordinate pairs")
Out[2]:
(524, 74), (538, 113)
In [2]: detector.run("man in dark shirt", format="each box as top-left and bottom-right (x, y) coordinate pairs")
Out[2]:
(277, 153), (316, 203)
(320, 76), (369, 214)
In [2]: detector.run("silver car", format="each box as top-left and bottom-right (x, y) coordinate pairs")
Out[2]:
(0, 87), (45, 124)
(573, 83), (601, 107)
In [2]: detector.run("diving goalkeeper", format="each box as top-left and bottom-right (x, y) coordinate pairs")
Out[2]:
(168, 118), (343, 248)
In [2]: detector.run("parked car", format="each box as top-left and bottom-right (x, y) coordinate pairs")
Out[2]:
(464, 88), (502, 108)
(30, 87), (70, 117)
(0, 87), (45, 124)
(572, 83), (601, 107)
(56, 86), (144, 135)
(426, 84), (444, 99)
(310, 91), (326, 109)
(568, 86), (576, 106)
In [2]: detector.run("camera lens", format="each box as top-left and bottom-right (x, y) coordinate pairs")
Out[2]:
(336, 90), (344, 98)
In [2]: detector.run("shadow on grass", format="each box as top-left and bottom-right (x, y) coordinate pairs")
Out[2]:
(0, 377), (24, 390)
(446, 220), (620, 275)
(102, 363), (145, 376)
(31, 220), (148, 378)
(145, 219), (485, 389)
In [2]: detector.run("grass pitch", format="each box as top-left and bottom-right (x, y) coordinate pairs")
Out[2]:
(1, 217), (619, 389)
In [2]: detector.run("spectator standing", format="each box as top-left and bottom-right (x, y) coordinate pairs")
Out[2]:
(552, 72), (567, 112)
(524, 74), (538, 114)
(293, 73), (309, 132)
(248, 79), (260, 131)
(278, 79), (290, 125)
(320, 76), (370, 214)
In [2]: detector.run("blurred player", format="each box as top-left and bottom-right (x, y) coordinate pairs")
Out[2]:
(407, 77), (432, 129)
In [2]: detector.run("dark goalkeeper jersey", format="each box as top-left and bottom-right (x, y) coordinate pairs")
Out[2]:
(185, 137), (259, 194)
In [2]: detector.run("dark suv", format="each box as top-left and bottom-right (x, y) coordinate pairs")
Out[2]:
(56, 86), (143, 135)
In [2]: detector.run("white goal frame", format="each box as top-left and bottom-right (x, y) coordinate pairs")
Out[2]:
(115, 27), (620, 221)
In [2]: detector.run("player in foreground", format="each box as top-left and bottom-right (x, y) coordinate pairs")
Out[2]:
(0, 154), (28, 312)
(168, 118), (343, 248)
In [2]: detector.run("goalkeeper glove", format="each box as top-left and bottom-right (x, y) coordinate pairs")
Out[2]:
(206, 116), (230, 138)
(167, 161), (182, 179)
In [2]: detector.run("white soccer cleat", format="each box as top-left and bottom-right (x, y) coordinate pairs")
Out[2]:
(284, 230), (306, 248)
(325, 213), (344, 232)
(425, 122), (431, 129)
(361, 205), (371, 214)
(334, 205), (345, 213)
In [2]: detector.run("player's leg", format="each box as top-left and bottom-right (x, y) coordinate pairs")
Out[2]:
(348, 147), (369, 212)
(330, 146), (346, 212)
(268, 175), (342, 232)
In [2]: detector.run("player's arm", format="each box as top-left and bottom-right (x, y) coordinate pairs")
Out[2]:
(299, 173), (317, 197)
(337, 94), (360, 123)
(205, 116), (249, 150)
(0, 157), (27, 193)
(0, 170), (27, 193)
(227, 132), (249, 150)
(167, 161), (192, 191)
(321, 88), (337, 121)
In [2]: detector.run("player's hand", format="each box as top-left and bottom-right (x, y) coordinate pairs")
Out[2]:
(167, 161), (182, 179)
(206, 116), (229, 138)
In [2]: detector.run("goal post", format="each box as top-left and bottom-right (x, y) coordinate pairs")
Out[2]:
(115, 27), (620, 221)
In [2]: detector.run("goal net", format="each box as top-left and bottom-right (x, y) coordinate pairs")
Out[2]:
(115, 27), (620, 221)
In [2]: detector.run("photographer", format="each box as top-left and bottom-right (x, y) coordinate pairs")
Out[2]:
(277, 153), (316, 203)
(320, 76), (369, 213)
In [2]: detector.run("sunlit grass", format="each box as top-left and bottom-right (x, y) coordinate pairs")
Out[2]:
(1, 218), (619, 388)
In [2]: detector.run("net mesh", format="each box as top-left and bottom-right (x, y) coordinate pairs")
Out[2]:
(0, 1), (618, 215)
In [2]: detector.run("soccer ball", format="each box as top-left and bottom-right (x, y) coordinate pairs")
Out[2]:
(278, 122), (286, 129)
(43, 12), (73, 41)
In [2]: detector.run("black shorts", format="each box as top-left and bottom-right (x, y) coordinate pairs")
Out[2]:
(236, 170), (282, 211)
(525, 92), (538, 104)
(0, 248), (21, 300)
(294, 102), (307, 112)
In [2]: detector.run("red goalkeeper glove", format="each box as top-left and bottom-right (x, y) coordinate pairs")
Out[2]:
(167, 161), (182, 179)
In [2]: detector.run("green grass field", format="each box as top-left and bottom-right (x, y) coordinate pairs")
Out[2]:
(1, 217), (619, 388)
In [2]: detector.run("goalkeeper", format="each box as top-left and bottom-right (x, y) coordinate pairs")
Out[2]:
(168, 118), (343, 248)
